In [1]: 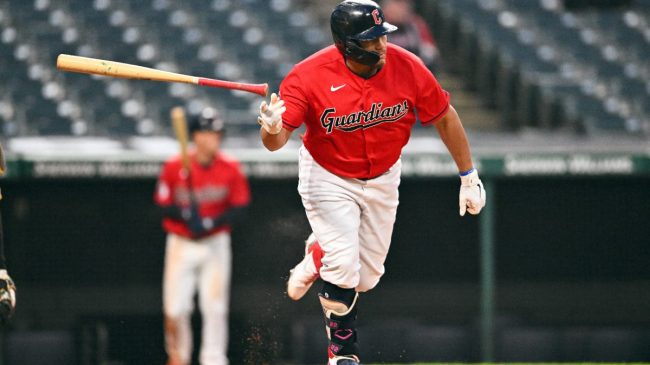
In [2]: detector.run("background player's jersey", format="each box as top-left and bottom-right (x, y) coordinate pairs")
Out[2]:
(154, 152), (251, 238)
(280, 43), (450, 179)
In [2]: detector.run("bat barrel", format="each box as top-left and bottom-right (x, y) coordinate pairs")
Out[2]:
(56, 54), (196, 84)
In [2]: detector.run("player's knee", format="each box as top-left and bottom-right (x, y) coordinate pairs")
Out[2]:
(330, 255), (361, 278)
(356, 275), (381, 292)
(164, 303), (194, 319)
(164, 313), (190, 332)
(320, 254), (360, 288)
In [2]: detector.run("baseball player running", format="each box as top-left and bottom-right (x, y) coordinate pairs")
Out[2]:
(155, 107), (251, 365)
(0, 144), (16, 326)
(257, 1), (485, 364)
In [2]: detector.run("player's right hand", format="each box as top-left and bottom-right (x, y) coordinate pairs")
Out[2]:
(459, 168), (486, 216)
(0, 270), (16, 325)
(258, 93), (285, 135)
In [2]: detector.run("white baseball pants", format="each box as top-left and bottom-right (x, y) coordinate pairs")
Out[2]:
(297, 146), (401, 292)
(163, 232), (231, 365)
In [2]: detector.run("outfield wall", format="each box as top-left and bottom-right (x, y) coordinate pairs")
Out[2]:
(2, 152), (649, 363)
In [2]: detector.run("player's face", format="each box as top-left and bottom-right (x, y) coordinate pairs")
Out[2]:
(193, 130), (221, 157)
(359, 35), (388, 68)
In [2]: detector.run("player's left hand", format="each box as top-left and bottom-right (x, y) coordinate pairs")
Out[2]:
(459, 168), (486, 216)
(185, 203), (208, 237)
(0, 270), (16, 325)
(257, 93), (285, 135)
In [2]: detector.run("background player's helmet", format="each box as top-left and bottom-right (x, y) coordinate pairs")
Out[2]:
(189, 107), (224, 134)
(331, 0), (397, 66)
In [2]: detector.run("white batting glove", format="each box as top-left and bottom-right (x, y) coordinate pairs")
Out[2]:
(258, 92), (285, 135)
(459, 168), (486, 216)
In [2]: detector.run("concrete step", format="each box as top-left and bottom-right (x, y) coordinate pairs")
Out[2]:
(457, 106), (501, 131)
(437, 72), (501, 131)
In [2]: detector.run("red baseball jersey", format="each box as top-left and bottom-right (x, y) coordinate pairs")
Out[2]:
(154, 152), (251, 238)
(280, 43), (450, 179)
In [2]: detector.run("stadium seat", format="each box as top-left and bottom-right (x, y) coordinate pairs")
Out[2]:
(1, 0), (648, 139)
(425, 0), (649, 135)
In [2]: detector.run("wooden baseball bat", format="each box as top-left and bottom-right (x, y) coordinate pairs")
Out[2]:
(170, 106), (199, 208)
(56, 54), (268, 96)
(0, 144), (6, 176)
(170, 106), (191, 173)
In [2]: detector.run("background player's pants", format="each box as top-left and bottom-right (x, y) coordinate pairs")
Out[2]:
(163, 232), (232, 365)
(297, 146), (401, 291)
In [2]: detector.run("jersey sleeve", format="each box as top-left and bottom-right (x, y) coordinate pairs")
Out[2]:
(414, 60), (450, 126)
(227, 163), (251, 207)
(279, 69), (309, 131)
(154, 160), (176, 206)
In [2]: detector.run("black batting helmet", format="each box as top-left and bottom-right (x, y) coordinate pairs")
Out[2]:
(331, 0), (397, 66)
(189, 107), (224, 134)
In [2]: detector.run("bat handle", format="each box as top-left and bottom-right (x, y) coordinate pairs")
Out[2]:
(197, 78), (268, 96)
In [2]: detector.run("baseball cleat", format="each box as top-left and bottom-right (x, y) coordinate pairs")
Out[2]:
(328, 354), (361, 365)
(286, 233), (322, 300)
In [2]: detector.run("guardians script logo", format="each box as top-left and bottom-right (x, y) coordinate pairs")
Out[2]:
(320, 100), (409, 133)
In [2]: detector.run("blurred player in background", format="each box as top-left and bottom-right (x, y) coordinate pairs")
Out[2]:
(381, 0), (441, 73)
(154, 107), (251, 365)
(0, 145), (16, 326)
(257, 1), (485, 364)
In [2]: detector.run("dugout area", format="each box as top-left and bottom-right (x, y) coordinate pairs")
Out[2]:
(0, 169), (649, 364)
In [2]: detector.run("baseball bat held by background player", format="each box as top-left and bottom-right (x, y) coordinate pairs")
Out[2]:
(170, 106), (191, 174)
(56, 54), (268, 96)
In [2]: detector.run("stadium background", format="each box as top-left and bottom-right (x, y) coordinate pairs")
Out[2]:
(1, 0), (650, 364)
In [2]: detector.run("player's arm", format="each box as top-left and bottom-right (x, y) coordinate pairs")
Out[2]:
(207, 162), (252, 230)
(188, 163), (252, 234)
(0, 211), (16, 326)
(435, 105), (473, 172)
(155, 163), (188, 220)
(198, 204), (249, 232)
(258, 93), (292, 151)
(154, 162), (202, 234)
(260, 127), (292, 151)
(0, 145), (16, 325)
(158, 204), (190, 220)
(435, 105), (486, 216)
(157, 196), (206, 237)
